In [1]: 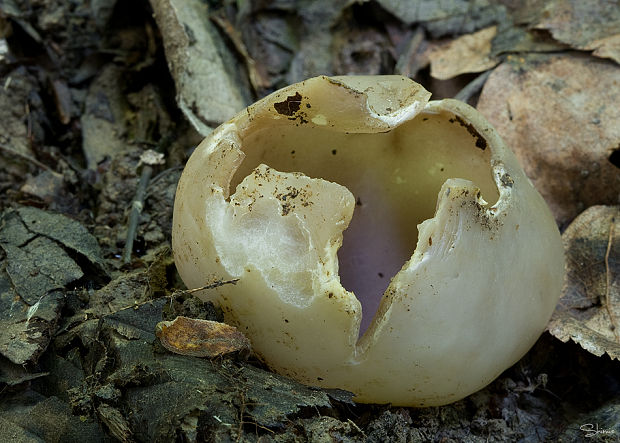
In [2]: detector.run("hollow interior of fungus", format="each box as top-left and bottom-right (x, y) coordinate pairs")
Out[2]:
(230, 109), (499, 334)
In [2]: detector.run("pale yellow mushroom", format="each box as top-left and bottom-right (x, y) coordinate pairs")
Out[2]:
(172, 76), (564, 407)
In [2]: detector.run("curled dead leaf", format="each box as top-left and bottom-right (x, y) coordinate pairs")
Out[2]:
(548, 205), (620, 360)
(156, 316), (251, 358)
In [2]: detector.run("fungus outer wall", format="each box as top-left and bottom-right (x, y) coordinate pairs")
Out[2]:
(172, 76), (564, 406)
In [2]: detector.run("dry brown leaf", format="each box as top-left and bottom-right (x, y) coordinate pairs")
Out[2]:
(591, 34), (620, 66)
(477, 53), (620, 227)
(156, 316), (251, 358)
(427, 26), (499, 80)
(533, 0), (620, 64)
(548, 205), (620, 361)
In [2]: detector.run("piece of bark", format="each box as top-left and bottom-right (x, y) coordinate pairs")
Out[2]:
(149, 0), (250, 134)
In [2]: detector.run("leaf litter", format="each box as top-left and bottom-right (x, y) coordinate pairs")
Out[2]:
(549, 205), (620, 360)
(0, 0), (618, 441)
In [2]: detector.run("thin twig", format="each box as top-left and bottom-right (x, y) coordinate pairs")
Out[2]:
(604, 217), (619, 342)
(211, 11), (267, 96)
(454, 69), (493, 104)
(347, 418), (365, 435)
(102, 279), (240, 315)
(236, 392), (246, 442)
(0, 143), (52, 172)
(149, 165), (184, 188)
(122, 164), (153, 263)
(234, 392), (274, 442)
(181, 279), (240, 294)
(145, 165), (185, 202)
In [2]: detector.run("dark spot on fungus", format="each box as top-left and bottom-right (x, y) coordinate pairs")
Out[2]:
(275, 186), (306, 215)
(449, 115), (487, 150)
(428, 237), (432, 246)
(328, 292), (334, 298)
(332, 149), (337, 155)
(306, 103), (311, 108)
(284, 319), (289, 323)
(274, 92), (302, 116)
(500, 173), (514, 188)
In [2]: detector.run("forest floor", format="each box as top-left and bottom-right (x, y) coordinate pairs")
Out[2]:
(0, 1), (618, 442)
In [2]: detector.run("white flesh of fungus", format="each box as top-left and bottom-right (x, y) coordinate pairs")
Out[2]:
(172, 76), (564, 407)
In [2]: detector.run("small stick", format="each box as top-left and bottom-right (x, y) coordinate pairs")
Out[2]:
(180, 279), (240, 294)
(121, 147), (167, 264)
(210, 12), (267, 95)
(0, 143), (52, 172)
(103, 279), (240, 315)
(122, 164), (153, 264)
(604, 218), (619, 342)
(148, 165), (184, 189)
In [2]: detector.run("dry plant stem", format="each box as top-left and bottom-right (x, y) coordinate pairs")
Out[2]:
(454, 69), (493, 103)
(210, 12), (266, 95)
(104, 279), (239, 314)
(604, 218), (619, 342)
(0, 143), (52, 172)
(181, 279), (239, 295)
(148, 165), (184, 189)
(233, 391), (274, 441)
(347, 419), (364, 435)
(122, 164), (153, 264)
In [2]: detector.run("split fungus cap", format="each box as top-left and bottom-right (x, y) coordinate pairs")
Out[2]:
(172, 75), (564, 407)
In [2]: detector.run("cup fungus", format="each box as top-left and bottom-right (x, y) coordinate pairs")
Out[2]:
(172, 76), (564, 407)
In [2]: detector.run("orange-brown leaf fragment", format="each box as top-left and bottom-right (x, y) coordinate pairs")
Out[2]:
(156, 316), (251, 358)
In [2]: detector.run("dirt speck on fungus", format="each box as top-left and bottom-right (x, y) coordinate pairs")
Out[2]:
(449, 115), (487, 150)
(275, 185), (313, 216)
(274, 92), (302, 116)
(500, 173), (515, 188)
